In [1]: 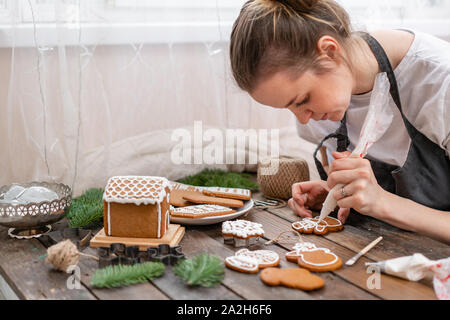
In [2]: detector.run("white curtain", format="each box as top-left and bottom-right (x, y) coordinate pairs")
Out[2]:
(1, 0), (448, 196)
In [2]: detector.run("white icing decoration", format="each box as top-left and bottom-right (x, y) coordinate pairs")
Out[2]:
(292, 217), (341, 233)
(297, 248), (339, 267)
(103, 176), (170, 205)
(166, 210), (169, 231)
(170, 182), (250, 197)
(235, 249), (279, 267)
(222, 220), (264, 238)
(157, 202), (161, 238)
(171, 204), (232, 215)
(205, 187), (250, 196)
(293, 242), (317, 252)
(107, 201), (111, 236)
(286, 242), (318, 258)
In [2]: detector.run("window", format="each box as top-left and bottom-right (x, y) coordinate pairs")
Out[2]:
(0, 0), (448, 47)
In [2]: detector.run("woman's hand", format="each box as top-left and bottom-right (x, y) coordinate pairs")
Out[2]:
(328, 151), (388, 222)
(288, 180), (329, 218)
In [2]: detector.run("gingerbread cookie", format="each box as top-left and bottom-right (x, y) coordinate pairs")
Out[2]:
(225, 249), (280, 273)
(169, 189), (200, 207)
(224, 255), (259, 274)
(222, 220), (264, 247)
(285, 242), (318, 263)
(202, 187), (251, 201)
(296, 248), (342, 272)
(183, 193), (244, 208)
(170, 204), (235, 218)
(259, 268), (324, 291)
(225, 249), (279, 274)
(291, 216), (343, 235)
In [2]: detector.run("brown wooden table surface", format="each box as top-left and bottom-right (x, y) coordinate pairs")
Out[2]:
(0, 190), (449, 300)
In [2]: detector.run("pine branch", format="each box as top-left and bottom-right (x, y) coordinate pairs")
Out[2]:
(173, 253), (225, 287)
(67, 188), (104, 228)
(177, 169), (258, 191)
(91, 262), (165, 288)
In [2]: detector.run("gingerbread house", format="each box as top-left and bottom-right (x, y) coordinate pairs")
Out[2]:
(103, 176), (171, 238)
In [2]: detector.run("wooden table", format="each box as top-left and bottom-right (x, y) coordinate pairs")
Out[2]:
(0, 191), (449, 300)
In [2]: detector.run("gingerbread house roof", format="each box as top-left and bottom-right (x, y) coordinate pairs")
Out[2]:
(103, 176), (170, 205)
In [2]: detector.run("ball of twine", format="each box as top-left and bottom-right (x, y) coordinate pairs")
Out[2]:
(257, 157), (310, 200)
(46, 239), (80, 272)
(46, 239), (98, 272)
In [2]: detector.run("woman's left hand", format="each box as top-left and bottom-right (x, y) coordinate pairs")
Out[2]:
(327, 151), (388, 223)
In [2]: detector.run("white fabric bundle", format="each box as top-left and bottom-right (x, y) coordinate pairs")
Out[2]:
(366, 254), (450, 300)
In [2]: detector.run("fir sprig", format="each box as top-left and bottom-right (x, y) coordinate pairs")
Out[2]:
(66, 188), (104, 228)
(173, 253), (225, 287)
(91, 262), (165, 288)
(177, 169), (258, 191)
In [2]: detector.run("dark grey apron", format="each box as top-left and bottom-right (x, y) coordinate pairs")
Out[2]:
(313, 33), (450, 211)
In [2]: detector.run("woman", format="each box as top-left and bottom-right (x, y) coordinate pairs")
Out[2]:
(229, 0), (450, 243)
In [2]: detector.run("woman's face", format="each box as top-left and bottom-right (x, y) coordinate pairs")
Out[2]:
(250, 64), (354, 124)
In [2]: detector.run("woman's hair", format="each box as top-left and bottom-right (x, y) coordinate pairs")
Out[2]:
(230, 0), (354, 92)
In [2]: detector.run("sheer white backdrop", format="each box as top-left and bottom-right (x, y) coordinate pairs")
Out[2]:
(0, 0), (449, 195)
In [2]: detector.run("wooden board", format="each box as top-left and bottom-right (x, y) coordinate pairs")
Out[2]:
(90, 224), (185, 250)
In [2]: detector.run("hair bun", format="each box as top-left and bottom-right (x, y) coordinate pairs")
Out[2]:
(276, 0), (319, 13)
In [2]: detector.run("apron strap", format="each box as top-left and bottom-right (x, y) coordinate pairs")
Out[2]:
(313, 113), (350, 180)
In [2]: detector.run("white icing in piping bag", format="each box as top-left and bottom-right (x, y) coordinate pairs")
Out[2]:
(318, 73), (393, 222)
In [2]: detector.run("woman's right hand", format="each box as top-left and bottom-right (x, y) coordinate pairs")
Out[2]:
(288, 180), (330, 218)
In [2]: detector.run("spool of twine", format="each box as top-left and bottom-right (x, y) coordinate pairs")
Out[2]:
(257, 156), (310, 200)
(46, 239), (98, 272)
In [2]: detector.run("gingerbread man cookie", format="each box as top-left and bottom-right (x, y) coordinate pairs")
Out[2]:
(291, 216), (343, 235)
(259, 268), (324, 291)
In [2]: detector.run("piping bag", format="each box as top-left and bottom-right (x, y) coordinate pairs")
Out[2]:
(366, 254), (450, 300)
(318, 72), (394, 222)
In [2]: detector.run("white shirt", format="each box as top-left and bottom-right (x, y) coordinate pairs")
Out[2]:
(296, 31), (450, 167)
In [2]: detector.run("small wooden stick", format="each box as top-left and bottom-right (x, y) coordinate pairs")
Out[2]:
(345, 236), (383, 266)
